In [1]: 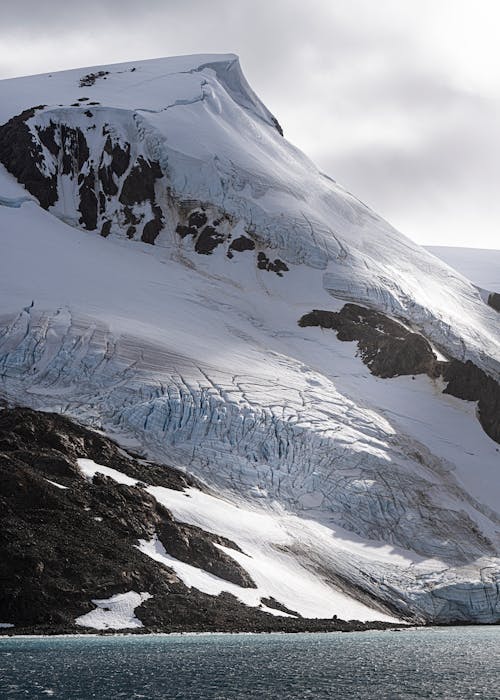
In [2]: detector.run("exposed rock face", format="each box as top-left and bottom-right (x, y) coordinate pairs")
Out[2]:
(0, 406), (399, 634)
(257, 252), (289, 276)
(0, 108), (164, 243)
(0, 106), (289, 271)
(176, 206), (233, 255)
(79, 71), (110, 88)
(442, 360), (500, 444)
(299, 304), (438, 378)
(227, 234), (255, 257)
(487, 292), (500, 313)
(119, 155), (161, 207)
(0, 107), (57, 209)
(299, 304), (500, 445)
(0, 407), (251, 628)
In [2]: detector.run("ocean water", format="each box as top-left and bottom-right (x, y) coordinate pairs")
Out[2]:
(0, 627), (499, 699)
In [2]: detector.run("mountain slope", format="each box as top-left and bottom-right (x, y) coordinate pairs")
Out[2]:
(426, 246), (500, 294)
(1, 54), (499, 627)
(2, 406), (403, 632)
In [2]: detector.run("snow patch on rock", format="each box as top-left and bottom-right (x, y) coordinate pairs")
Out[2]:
(75, 591), (151, 630)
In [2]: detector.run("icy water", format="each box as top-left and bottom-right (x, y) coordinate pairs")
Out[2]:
(1, 627), (499, 699)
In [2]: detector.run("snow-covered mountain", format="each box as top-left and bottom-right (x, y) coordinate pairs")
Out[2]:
(426, 246), (500, 294)
(1, 54), (499, 630)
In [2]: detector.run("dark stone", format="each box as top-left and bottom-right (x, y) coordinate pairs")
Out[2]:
(299, 305), (437, 379)
(0, 407), (198, 491)
(98, 163), (118, 197)
(442, 360), (500, 444)
(119, 156), (162, 205)
(126, 226), (136, 239)
(228, 235), (255, 254)
(0, 406), (405, 634)
(194, 225), (225, 255)
(141, 205), (163, 245)
(298, 303), (500, 446)
(487, 292), (500, 313)
(100, 220), (112, 238)
(60, 124), (90, 175)
(271, 116), (284, 137)
(123, 206), (140, 226)
(103, 135), (130, 177)
(257, 252), (289, 276)
(78, 167), (98, 230)
(79, 71), (110, 88)
(0, 107), (57, 209)
(84, 110), (93, 118)
(36, 123), (59, 157)
(260, 597), (300, 617)
(176, 224), (197, 239)
(98, 191), (106, 214)
(188, 210), (207, 229)
(157, 520), (255, 588)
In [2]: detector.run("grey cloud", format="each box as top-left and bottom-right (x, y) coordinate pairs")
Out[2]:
(0, 0), (498, 248)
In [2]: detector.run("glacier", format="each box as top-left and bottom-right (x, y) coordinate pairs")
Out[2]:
(1, 54), (499, 624)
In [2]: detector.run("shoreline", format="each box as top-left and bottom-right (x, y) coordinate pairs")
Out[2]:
(5, 623), (500, 639)
(3, 625), (500, 641)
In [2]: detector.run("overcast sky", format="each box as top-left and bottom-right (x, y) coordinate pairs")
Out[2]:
(1, 0), (498, 249)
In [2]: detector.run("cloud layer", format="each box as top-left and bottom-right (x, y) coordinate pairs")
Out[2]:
(1, 0), (498, 248)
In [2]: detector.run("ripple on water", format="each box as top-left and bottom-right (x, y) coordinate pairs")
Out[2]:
(0, 627), (499, 699)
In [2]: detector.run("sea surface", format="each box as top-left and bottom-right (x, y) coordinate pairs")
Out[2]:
(0, 627), (499, 699)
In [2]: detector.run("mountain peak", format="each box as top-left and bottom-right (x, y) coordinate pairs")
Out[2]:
(1, 54), (500, 628)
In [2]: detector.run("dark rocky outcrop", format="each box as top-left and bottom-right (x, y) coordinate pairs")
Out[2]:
(299, 305), (437, 378)
(98, 162), (118, 197)
(0, 107), (57, 209)
(60, 124), (89, 174)
(158, 519), (255, 588)
(257, 251), (289, 276)
(78, 167), (98, 230)
(141, 205), (163, 244)
(0, 406), (400, 635)
(175, 207), (230, 255)
(227, 234), (255, 258)
(194, 225), (225, 254)
(79, 71), (110, 88)
(188, 210), (207, 229)
(36, 124), (59, 157)
(260, 597), (301, 617)
(487, 292), (500, 313)
(271, 116), (284, 137)
(119, 156), (162, 206)
(299, 303), (500, 445)
(100, 220), (112, 237)
(442, 360), (500, 444)
(103, 133), (131, 177)
(0, 107), (291, 267)
(0, 107), (165, 244)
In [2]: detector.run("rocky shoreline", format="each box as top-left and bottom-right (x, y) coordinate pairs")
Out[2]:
(0, 405), (404, 636)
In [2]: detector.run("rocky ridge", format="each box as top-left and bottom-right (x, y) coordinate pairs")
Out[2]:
(299, 304), (500, 444)
(0, 405), (401, 634)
